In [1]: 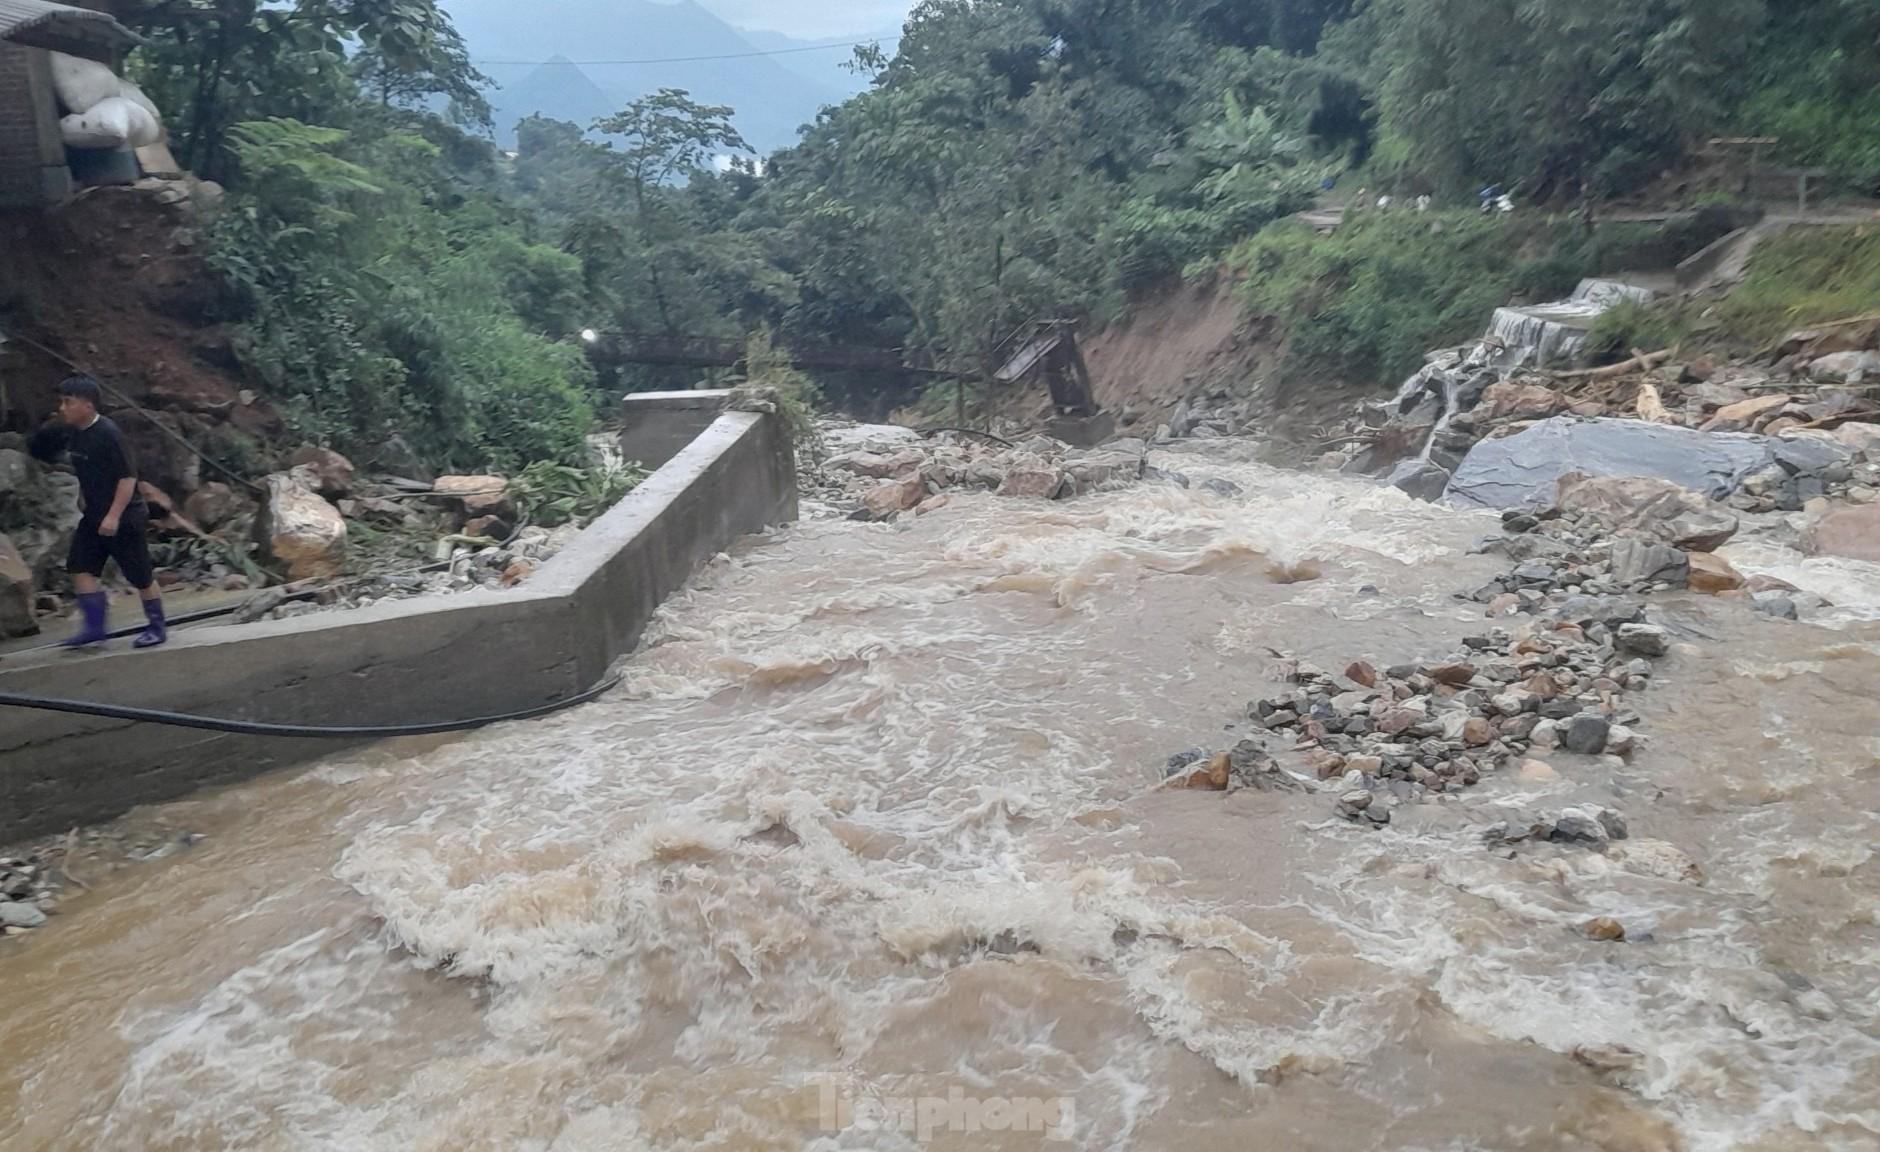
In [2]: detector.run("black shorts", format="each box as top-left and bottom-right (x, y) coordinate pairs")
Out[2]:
(67, 505), (154, 588)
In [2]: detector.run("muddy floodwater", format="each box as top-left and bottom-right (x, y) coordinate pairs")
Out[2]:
(4, 443), (1878, 1151)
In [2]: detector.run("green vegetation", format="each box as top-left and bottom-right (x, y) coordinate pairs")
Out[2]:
(108, 0), (1879, 458)
(1587, 226), (1880, 360)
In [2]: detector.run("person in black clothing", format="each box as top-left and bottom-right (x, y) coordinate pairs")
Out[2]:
(26, 376), (167, 649)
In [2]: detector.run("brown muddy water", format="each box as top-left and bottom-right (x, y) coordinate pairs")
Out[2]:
(3, 441), (1877, 1151)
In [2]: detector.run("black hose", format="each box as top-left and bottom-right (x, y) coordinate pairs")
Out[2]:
(0, 675), (621, 738)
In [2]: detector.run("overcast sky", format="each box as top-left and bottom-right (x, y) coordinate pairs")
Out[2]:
(696, 0), (910, 38)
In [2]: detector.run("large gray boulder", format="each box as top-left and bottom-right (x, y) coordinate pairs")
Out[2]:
(1447, 417), (1772, 510)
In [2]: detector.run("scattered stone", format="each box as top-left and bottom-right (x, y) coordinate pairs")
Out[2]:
(1162, 752), (1232, 791)
(1552, 807), (1610, 845)
(1799, 503), (1880, 563)
(1553, 473), (1739, 551)
(1686, 552), (1745, 594)
(1609, 538), (1690, 588)
(1561, 714), (1611, 755)
(1610, 839), (1704, 884)
(1583, 916), (1626, 942)
(288, 445), (356, 498)
(1461, 716), (1495, 746)
(0, 901), (47, 929)
(1427, 661), (1478, 687)
(432, 474), (514, 519)
(859, 476), (927, 520)
(1345, 660), (1379, 688)
(1615, 624), (1671, 658)
(1701, 393), (1791, 433)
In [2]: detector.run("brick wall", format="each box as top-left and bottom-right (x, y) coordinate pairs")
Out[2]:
(0, 44), (69, 209)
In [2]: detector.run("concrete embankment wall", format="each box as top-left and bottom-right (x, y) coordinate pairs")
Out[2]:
(0, 395), (796, 844)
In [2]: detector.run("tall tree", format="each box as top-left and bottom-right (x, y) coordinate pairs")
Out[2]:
(595, 89), (748, 333)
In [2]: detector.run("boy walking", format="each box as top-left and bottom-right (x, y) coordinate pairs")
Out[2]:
(27, 376), (167, 649)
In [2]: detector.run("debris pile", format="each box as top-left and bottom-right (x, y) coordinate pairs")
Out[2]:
(803, 423), (1157, 520)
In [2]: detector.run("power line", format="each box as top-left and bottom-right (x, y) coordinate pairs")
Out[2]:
(472, 40), (881, 68)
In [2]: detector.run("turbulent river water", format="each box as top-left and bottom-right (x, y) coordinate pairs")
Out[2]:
(4, 442), (1879, 1152)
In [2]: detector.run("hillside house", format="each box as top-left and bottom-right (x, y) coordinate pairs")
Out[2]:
(0, 0), (139, 209)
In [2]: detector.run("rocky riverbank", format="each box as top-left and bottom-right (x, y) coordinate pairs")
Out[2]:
(1159, 459), (1819, 836)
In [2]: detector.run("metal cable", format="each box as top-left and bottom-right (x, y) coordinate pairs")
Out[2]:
(0, 675), (621, 738)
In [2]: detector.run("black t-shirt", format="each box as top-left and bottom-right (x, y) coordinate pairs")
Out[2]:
(30, 416), (145, 524)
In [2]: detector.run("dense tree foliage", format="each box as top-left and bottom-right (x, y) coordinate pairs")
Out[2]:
(108, 0), (1875, 456)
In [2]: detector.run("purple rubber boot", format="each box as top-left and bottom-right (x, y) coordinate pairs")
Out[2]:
(60, 591), (109, 648)
(134, 597), (167, 649)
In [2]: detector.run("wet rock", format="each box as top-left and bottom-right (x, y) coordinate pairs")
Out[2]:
(1610, 839), (1704, 884)
(1470, 381), (1565, 424)
(1808, 350), (1880, 384)
(1345, 660), (1379, 688)
(1344, 754), (1383, 777)
(1771, 434), (1855, 477)
(996, 463), (1070, 500)
(1686, 552), (1745, 594)
(1553, 473), (1739, 551)
(0, 901), (47, 928)
(181, 481), (241, 531)
(433, 475), (514, 519)
(1609, 539), (1689, 588)
(1530, 718), (1560, 749)
(1831, 422), (1880, 458)
(1552, 806), (1610, 845)
(1703, 393), (1792, 434)
(1583, 916), (1626, 942)
(1448, 417), (1773, 509)
(859, 477), (927, 520)
(1561, 714), (1611, 755)
(0, 534), (36, 638)
(288, 445), (355, 499)
(1162, 752), (1232, 791)
(1388, 459), (1450, 502)
(1799, 503), (1880, 563)
(1427, 661), (1478, 687)
(254, 469), (347, 581)
(1615, 624), (1671, 658)
(1752, 595), (1800, 620)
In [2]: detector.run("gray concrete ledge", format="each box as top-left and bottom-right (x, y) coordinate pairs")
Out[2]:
(618, 388), (733, 471)
(0, 408), (797, 843)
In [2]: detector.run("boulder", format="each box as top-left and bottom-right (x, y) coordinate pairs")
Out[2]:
(858, 477), (926, 520)
(182, 481), (241, 530)
(1470, 381), (1565, 424)
(254, 469), (348, 580)
(1808, 351), (1880, 384)
(1064, 451), (1143, 493)
(1832, 422), (1880, 459)
(1634, 382), (1674, 424)
(288, 446), (355, 498)
(1686, 552), (1745, 594)
(1448, 418), (1772, 510)
(1683, 380), (1752, 413)
(997, 463), (1070, 500)
(827, 448), (925, 479)
(1388, 459), (1450, 502)
(1770, 433), (1855, 478)
(1701, 393), (1790, 433)
(1800, 503), (1880, 563)
(0, 533), (38, 638)
(1610, 538), (1690, 587)
(1553, 473), (1740, 551)
(432, 475), (514, 519)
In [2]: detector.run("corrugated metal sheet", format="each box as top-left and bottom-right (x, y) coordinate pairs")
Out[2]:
(0, 0), (141, 55)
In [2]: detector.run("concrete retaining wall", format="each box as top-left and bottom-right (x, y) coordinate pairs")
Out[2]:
(0, 401), (796, 843)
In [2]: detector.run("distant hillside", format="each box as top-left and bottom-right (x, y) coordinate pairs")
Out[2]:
(444, 0), (846, 152)
(733, 26), (897, 103)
